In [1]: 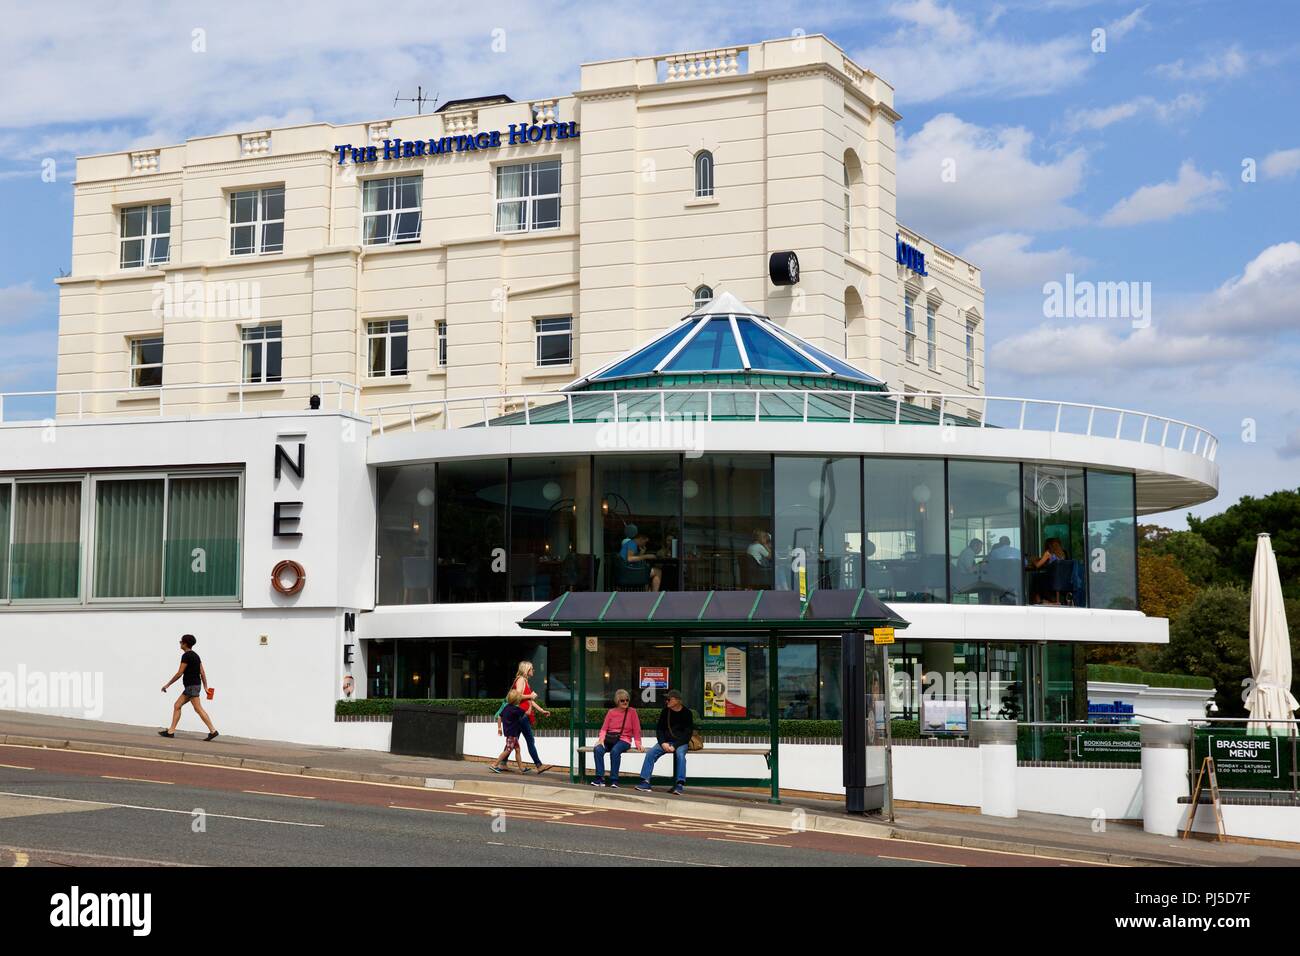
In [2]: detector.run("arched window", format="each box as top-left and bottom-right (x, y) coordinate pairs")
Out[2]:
(694, 150), (714, 198)
(843, 164), (852, 253)
(693, 285), (714, 309)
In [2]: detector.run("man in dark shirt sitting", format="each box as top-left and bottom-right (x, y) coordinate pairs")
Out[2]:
(635, 689), (693, 795)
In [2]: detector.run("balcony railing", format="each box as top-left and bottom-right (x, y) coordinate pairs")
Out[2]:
(0, 378), (361, 423)
(367, 388), (1219, 462)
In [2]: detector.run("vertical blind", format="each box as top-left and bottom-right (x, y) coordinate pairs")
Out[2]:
(165, 476), (240, 598)
(0, 485), (9, 600)
(95, 479), (164, 597)
(12, 482), (82, 599)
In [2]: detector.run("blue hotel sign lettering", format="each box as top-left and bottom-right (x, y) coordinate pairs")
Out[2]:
(334, 121), (580, 165)
(895, 234), (928, 276)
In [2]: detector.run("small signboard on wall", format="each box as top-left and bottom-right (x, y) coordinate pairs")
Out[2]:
(639, 666), (669, 689)
(920, 698), (969, 735)
(704, 644), (748, 717)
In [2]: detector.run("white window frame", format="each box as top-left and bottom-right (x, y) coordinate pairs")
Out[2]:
(241, 323), (283, 384)
(120, 203), (170, 269)
(229, 186), (285, 256)
(437, 320), (448, 368)
(966, 319), (977, 387)
(695, 150), (715, 198)
(693, 285), (714, 310)
(903, 295), (917, 364)
(495, 160), (561, 234)
(362, 175), (423, 246)
(366, 319), (409, 378)
(86, 469), (245, 606)
(129, 335), (164, 389)
(534, 316), (573, 368)
(926, 302), (938, 371)
(7, 474), (89, 606)
(843, 165), (851, 253)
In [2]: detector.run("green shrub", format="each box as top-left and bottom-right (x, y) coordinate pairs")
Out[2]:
(1087, 664), (1214, 690)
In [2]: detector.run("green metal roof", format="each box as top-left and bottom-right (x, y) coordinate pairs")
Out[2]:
(518, 588), (909, 636)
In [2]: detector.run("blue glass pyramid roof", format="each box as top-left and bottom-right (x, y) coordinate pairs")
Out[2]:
(568, 292), (884, 391)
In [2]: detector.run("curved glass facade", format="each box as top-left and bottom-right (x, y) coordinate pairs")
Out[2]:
(375, 453), (1139, 610)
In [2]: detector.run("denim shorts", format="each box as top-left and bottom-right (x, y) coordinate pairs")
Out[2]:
(182, 685), (202, 698)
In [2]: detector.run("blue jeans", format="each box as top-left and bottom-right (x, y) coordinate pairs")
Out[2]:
(517, 718), (543, 768)
(593, 740), (630, 781)
(640, 742), (687, 784)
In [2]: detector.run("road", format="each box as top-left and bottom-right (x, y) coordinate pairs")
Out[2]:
(0, 744), (1097, 867)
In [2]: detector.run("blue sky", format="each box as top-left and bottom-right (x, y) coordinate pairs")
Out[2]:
(1, 0), (1297, 526)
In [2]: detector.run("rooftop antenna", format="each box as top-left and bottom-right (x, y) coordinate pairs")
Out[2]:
(393, 86), (436, 115)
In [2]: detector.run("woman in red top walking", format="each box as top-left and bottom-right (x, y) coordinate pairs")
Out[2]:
(512, 661), (552, 773)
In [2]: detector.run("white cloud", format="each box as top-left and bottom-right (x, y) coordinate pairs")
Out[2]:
(1280, 429), (1300, 460)
(1100, 161), (1226, 227)
(1064, 93), (1202, 133)
(1106, 6), (1149, 40)
(960, 233), (1089, 291)
(1262, 148), (1300, 180)
(990, 323), (1250, 380)
(897, 114), (1087, 244)
(1155, 44), (1250, 81)
(1182, 241), (1300, 335)
(858, 0), (1093, 103)
(0, 283), (55, 325)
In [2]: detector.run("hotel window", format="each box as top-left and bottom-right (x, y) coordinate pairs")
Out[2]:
(965, 319), (977, 387)
(91, 473), (241, 601)
(535, 317), (572, 367)
(693, 285), (713, 310)
(843, 165), (851, 253)
(130, 335), (164, 388)
(241, 323), (282, 384)
(367, 319), (409, 377)
(926, 302), (938, 370)
(694, 150), (714, 198)
(903, 295), (916, 364)
(120, 203), (170, 269)
(11, 480), (83, 601)
(496, 160), (560, 234)
(363, 175), (423, 245)
(230, 186), (285, 255)
(437, 321), (448, 367)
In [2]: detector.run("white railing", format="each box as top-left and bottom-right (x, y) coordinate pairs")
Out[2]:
(0, 378), (362, 423)
(366, 388), (1219, 462)
(658, 47), (743, 82)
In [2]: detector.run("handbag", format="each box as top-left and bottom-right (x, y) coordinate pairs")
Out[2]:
(669, 709), (704, 752)
(602, 707), (630, 751)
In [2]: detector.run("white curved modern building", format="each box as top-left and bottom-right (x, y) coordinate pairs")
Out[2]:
(0, 35), (1218, 746)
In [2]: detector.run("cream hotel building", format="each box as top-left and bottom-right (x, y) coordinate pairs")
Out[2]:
(56, 34), (986, 420)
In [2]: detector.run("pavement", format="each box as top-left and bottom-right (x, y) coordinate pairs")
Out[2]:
(3, 709), (1299, 867)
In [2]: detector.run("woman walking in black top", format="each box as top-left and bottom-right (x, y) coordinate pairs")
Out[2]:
(159, 634), (218, 740)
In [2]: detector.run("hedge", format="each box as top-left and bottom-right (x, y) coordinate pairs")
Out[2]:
(1087, 664), (1214, 690)
(334, 699), (920, 739)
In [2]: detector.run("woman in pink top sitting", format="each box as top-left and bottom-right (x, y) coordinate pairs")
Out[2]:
(591, 689), (641, 788)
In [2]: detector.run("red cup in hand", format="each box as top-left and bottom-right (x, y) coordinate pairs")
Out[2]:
(206, 688), (215, 700)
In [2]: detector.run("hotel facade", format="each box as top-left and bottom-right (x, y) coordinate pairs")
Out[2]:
(0, 36), (1218, 757)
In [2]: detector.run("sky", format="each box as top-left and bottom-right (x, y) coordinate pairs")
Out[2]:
(1, 0), (1297, 526)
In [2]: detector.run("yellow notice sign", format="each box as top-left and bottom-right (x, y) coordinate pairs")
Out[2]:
(872, 627), (895, 645)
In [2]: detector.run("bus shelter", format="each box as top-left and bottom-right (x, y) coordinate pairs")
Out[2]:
(519, 588), (907, 808)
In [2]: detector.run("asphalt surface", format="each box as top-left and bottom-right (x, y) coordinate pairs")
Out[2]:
(0, 744), (1095, 867)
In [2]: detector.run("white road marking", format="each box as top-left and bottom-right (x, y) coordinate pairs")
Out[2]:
(12, 851), (28, 867)
(241, 790), (316, 800)
(486, 841), (722, 866)
(389, 805), (468, 816)
(0, 790), (323, 828)
(878, 854), (963, 866)
(0, 764), (34, 771)
(102, 775), (174, 785)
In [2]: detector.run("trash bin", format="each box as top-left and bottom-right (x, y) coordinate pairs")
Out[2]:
(390, 704), (465, 760)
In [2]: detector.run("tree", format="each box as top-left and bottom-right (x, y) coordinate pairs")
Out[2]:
(1138, 551), (1200, 620)
(1139, 525), (1219, 588)
(1155, 586), (1252, 717)
(1188, 489), (1300, 596)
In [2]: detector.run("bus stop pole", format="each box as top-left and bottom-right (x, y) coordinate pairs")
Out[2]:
(569, 633), (578, 783)
(768, 631), (780, 804)
(842, 630), (866, 814)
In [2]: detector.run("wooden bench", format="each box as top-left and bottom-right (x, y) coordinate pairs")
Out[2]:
(574, 744), (776, 798)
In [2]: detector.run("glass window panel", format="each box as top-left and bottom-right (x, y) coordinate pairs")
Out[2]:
(778, 641), (818, 718)
(376, 465), (437, 605)
(148, 236), (169, 264)
(231, 192), (257, 223)
(533, 161), (560, 196)
(164, 477), (240, 598)
(664, 318), (740, 372)
(536, 331), (570, 366)
(737, 320), (811, 373)
(531, 196), (560, 229)
(261, 221), (284, 253)
(363, 215), (389, 244)
(496, 166), (527, 200)
(595, 454), (681, 591)
(396, 177), (422, 209)
(266, 340), (282, 381)
(94, 479), (164, 598)
(120, 238), (145, 269)
(599, 321), (696, 379)
(948, 459), (1022, 605)
(684, 454), (773, 590)
(231, 224), (255, 255)
(368, 336), (387, 376)
(1023, 464), (1086, 607)
(775, 456), (862, 592)
(390, 332), (408, 375)
(495, 200), (526, 233)
(0, 485), (8, 601)
(437, 459), (508, 602)
(11, 482), (82, 600)
(1087, 470), (1137, 610)
(864, 457), (946, 603)
(510, 457), (593, 601)
(262, 187), (285, 221)
(363, 179), (392, 212)
(151, 204), (170, 234)
(243, 342), (263, 383)
(393, 211), (421, 241)
(134, 364), (162, 388)
(121, 207), (147, 237)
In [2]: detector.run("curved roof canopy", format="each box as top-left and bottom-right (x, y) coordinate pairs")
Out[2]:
(567, 292), (884, 392)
